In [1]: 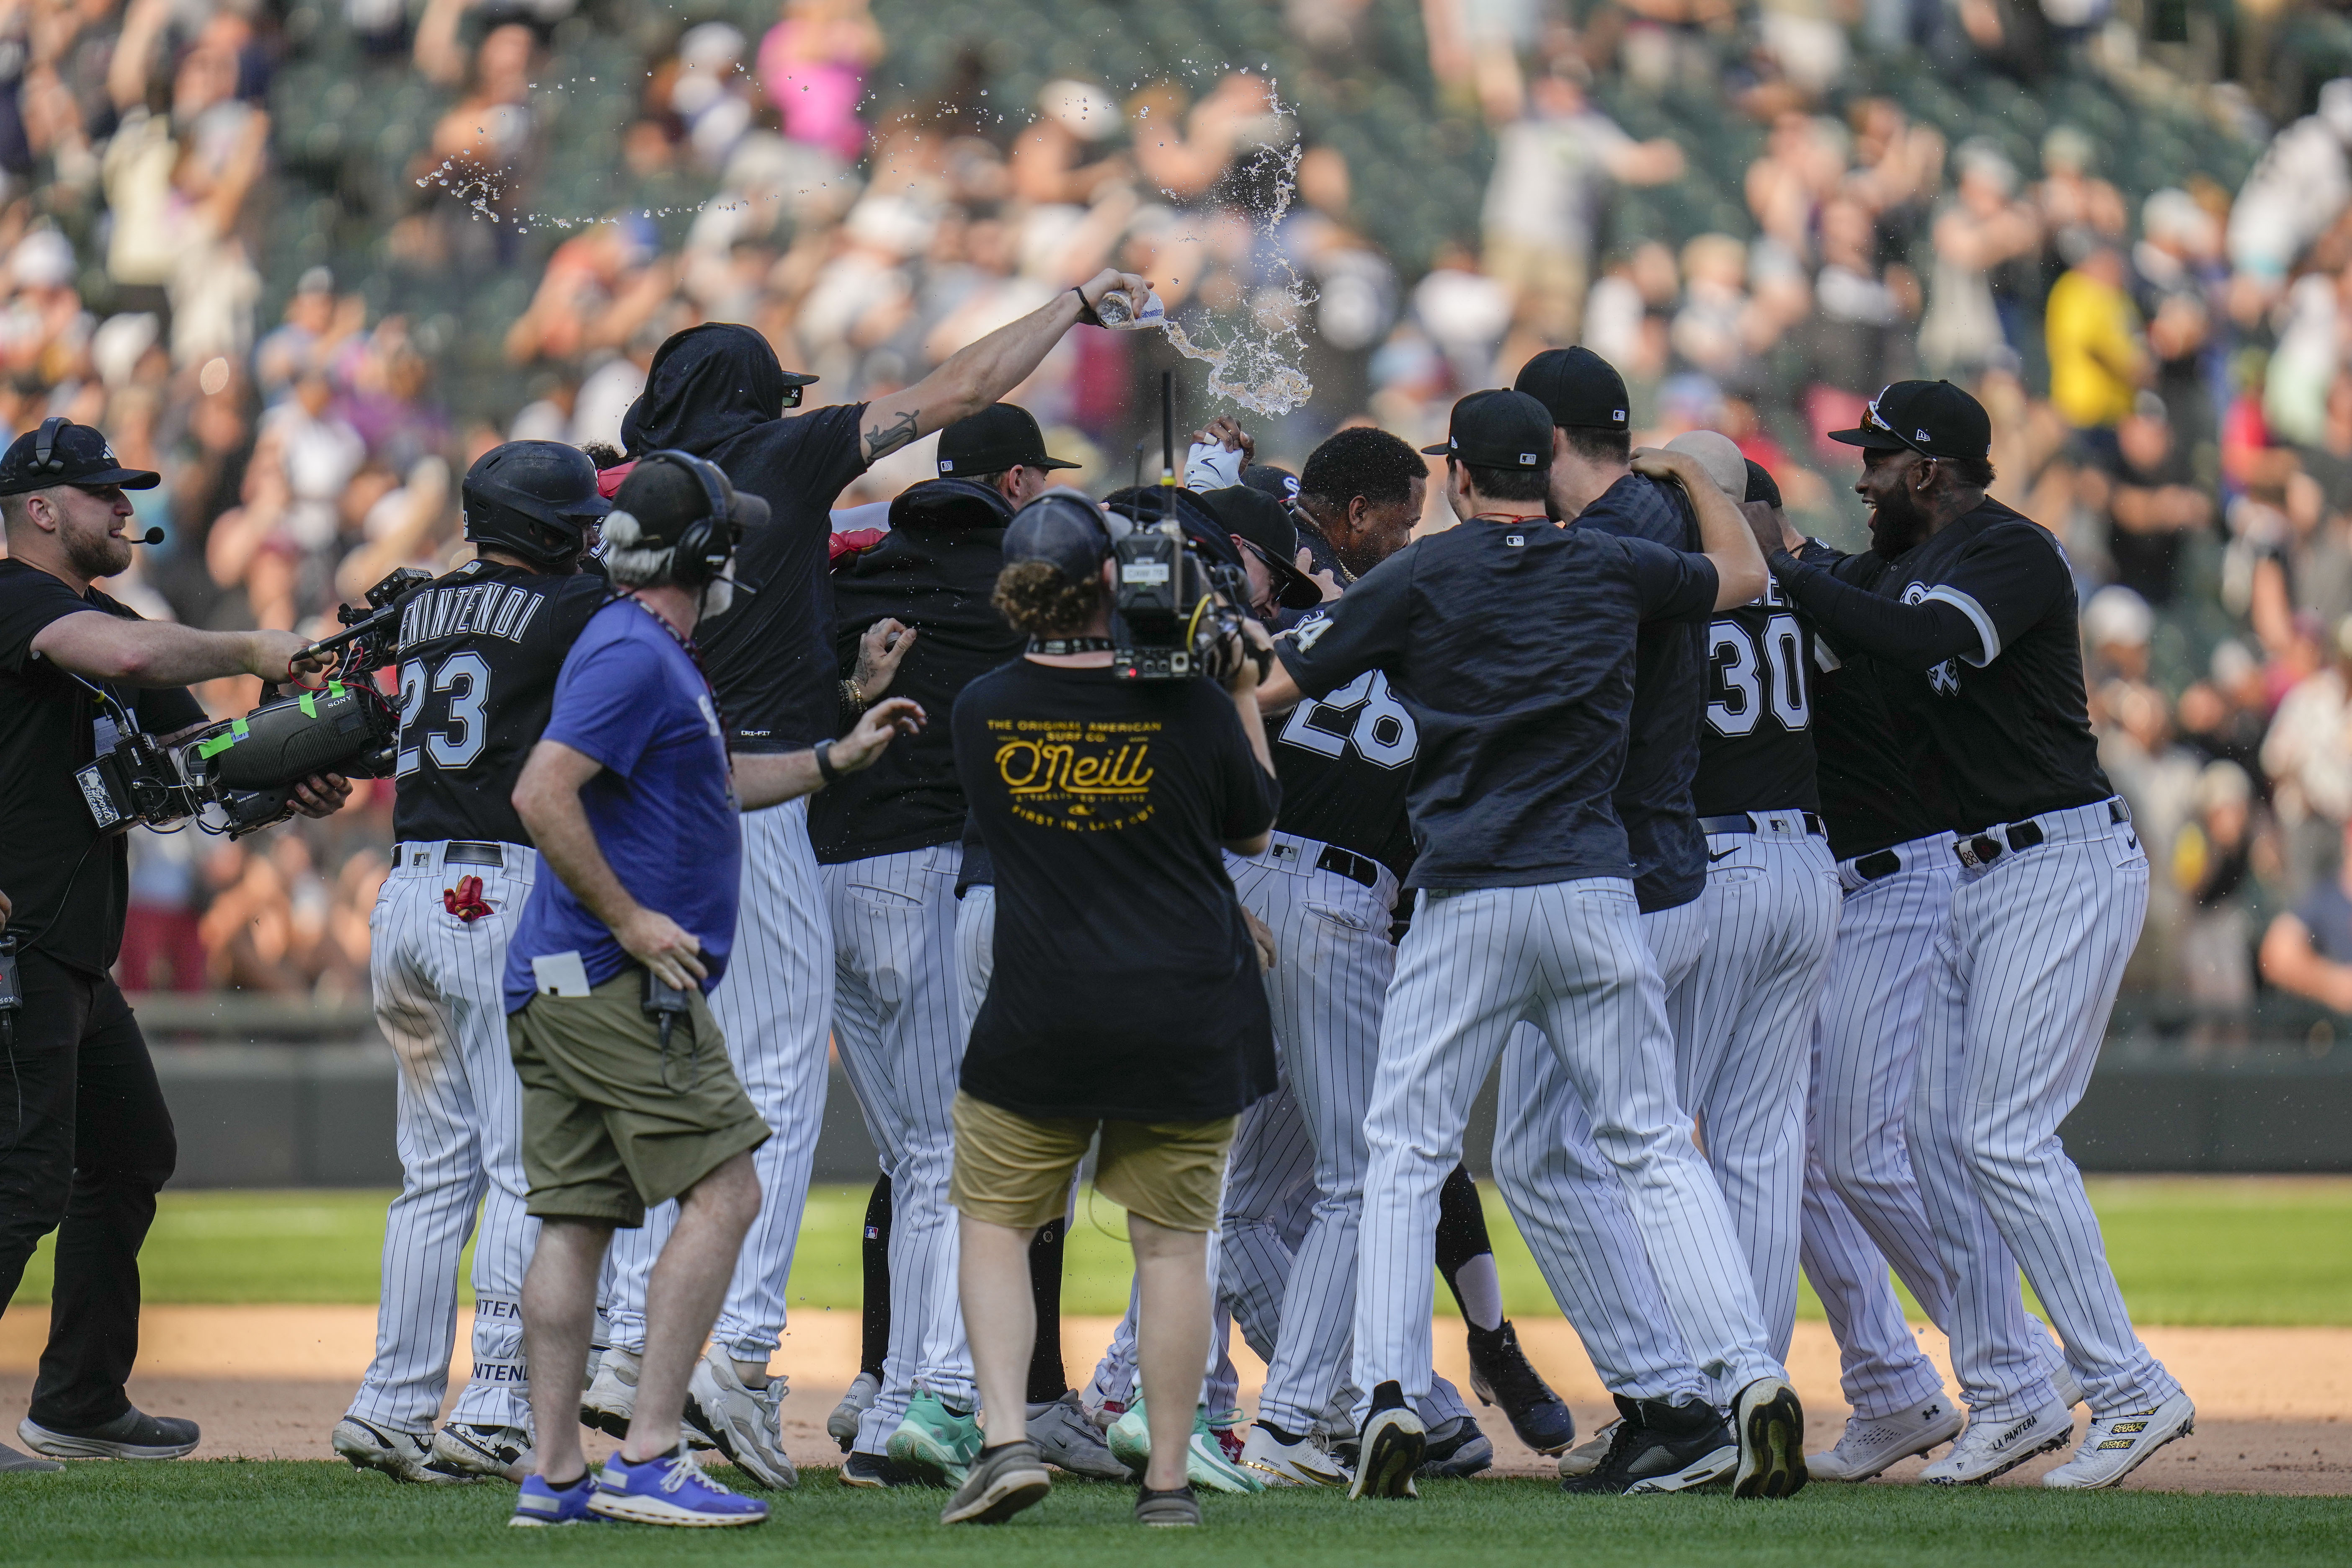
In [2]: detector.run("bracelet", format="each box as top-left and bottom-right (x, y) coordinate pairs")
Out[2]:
(814, 739), (842, 786)
(840, 677), (869, 715)
(1070, 285), (1105, 328)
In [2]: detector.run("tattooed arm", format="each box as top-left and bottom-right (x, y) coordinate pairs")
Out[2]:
(855, 267), (1152, 464)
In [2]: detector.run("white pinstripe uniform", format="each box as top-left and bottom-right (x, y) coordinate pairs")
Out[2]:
(599, 801), (836, 1369)
(348, 842), (538, 1435)
(828, 841), (975, 1450)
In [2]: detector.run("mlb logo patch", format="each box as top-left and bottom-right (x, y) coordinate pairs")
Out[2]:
(1612, 408), (1626, 421)
(938, 459), (954, 472)
(1520, 452), (1538, 464)
(1505, 534), (1524, 547)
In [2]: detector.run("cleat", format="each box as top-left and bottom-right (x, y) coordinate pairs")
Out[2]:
(1135, 1482), (1199, 1526)
(1346, 1382), (1423, 1501)
(1731, 1378), (1807, 1499)
(686, 1351), (797, 1490)
(2042, 1392), (2194, 1490)
(430, 1422), (532, 1483)
(839, 1449), (923, 1488)
(887, 1390), (983, 1488)
(1417, 1414), (1493, 1478)
(1241, 1423), (1349, 1487)
(1106, 1400), (1263, 1493)
(1467, 1320), (1576, 1455)
(1559, 1396), (1736, 1495)
(587, 1446), (767, 1527)
(1557, 1418), (1617, 1478)
(1919, 1400), (2073, 1485)
(940, 1438), (1052, 1525)
(20, 1408), (198, 1462)
(1026, 1391), (1130, 1479)
(333, 1417), (470, 1483)
(1808, 1397), (1964, 1481)
(828, 1371), (879, 1453)
(510, 1470), (601, 1527)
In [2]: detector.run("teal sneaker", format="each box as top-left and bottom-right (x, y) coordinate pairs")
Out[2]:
(887, 1390), (983, 1487)
(1102, 1399), (1263, 1494)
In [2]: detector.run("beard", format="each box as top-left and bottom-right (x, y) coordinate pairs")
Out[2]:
(1867, 482), (1930, 559)
(696, 565), (736, 620)
(66, 522), (136, 581)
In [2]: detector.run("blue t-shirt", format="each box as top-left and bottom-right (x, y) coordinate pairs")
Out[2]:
(503, 598), (742, 1014)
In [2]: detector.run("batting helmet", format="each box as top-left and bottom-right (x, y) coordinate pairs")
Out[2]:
(461, 440), (611, 570)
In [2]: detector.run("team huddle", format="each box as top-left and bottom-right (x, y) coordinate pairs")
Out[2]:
(325, 270), (2193, 1529)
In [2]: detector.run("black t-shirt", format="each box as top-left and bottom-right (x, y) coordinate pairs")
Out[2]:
(1692, 571), (1820, 817)
(2093, 433), (2200, 606)
(693, 402), (870, 752)
(810, 521), (1025, 864)
(1265, 603), (1419, 881)
(1576, 473), (1710, 912)
(389, 561), (609, 846)
(0, 558), (206, 975)
(1277, 515), (1718, 890)
(952, 660), (1280, 1122)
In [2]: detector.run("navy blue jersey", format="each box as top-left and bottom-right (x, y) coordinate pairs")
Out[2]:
(1692, 571), (1820, 817)
(1793, 542), (1949, 860)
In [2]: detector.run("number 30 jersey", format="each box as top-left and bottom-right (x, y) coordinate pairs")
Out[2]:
(1690, 572), (1820, 817)
(1266, 605), (1420, 882)
(388, 560), (611, 846)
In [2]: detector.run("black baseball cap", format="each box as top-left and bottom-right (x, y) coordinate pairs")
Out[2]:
(1828, 380), (1992, 461)
(1513, 346), (1631, 431)
(1743, 458), (1782, 508)
(1195, 485), (1321, 610)
(1003, 491), (1114, 580)
(936, 403), (1081, 478)
(1420, 389), (1555, 470)
(0, 418), (161, 496)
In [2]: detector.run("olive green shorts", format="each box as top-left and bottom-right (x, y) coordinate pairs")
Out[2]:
(506, 970), (770, 1227)
(948, 1091), (1237, 1233)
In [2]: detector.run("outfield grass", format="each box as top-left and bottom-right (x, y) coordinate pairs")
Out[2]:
(11, 1179), (2352, 1326)
(8, 1462), (2349, 1568)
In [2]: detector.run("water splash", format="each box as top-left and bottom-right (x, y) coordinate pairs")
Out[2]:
(1152, 134), (1315, 417)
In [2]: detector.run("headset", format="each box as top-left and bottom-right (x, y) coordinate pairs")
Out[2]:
(31, 416), (69, 473)
(626, 449), (769, 588)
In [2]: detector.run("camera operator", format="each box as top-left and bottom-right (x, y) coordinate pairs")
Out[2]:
(332, 441), (615, 1487)
(0, 419), (346, 1471)
(939, 494), (1279, 1529)
(500, 454), (920, 1527)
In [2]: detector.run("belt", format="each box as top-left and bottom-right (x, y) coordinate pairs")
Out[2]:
(443, 841), (505, 868)
(1315, 844), (1383, 890)
(1697, 812), (1825, 837)
(1953, 798), (2130, 872)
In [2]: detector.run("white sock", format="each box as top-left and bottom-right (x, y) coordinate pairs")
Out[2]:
(1455, 1254), (1504, 1332)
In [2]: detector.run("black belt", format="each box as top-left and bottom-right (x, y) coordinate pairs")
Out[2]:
(1697, 812), (1825, 837)
(1852, 848), (1904, 882)
(445, 841), (505, 868)
(1954, 799), (2128, 872)
(1315, 844), (1382, 890)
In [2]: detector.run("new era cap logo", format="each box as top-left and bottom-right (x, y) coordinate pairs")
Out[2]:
(1915, 429), (1931, 443)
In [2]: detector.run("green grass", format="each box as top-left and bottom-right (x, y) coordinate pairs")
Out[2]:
(12, 1179), (2352, 1326)
(6, 1462), (2348, 1567)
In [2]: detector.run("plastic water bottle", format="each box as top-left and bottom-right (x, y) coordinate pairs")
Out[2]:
(1092, 287), (1167, 330)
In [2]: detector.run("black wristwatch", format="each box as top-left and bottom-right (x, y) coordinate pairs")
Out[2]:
(814, 739), (842, 786)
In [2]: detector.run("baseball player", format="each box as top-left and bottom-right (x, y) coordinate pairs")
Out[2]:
(577, 275), (1148, 1483)
(334, 441), (614, 1484)
(1256, 390), (1807, 1502)
(1767, 380), (2191, 1488)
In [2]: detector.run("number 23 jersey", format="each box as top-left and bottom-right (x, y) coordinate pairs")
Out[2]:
(389, 560), (612, 846)
(1266, 604), (1420, 882)
(1690, 573), (1820, 817)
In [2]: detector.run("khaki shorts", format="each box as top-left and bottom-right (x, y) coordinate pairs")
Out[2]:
(507, 970), (770, 1227)
(949, 1091), (1236, 1233)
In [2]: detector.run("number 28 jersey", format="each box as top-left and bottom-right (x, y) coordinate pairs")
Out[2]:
(389, 560), (611, 846)
(1690, 573), (1820, 817)
(1266, 605), (1420, 882)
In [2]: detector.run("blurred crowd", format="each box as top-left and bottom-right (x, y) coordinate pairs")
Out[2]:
(10, 0), (2352, 1035)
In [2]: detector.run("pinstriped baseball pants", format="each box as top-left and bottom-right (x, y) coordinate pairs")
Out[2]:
(1359, 879), (1777, 1408)
(1913, 812), (2181, 1418)
(602, 800), (835, 1366)
(349, 844), (538, 1434)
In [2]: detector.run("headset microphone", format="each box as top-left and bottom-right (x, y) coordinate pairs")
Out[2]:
(135, 527), (164, 545)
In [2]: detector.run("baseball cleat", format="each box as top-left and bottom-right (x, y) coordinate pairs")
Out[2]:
(1240, 1423), (1349, 1487)
(1557, 1418), (1618, 1478)
(587, 1446), (766, 1527)
(510, 1470), (601, 1527)
(2041, 1391), (2194, 1490)
(21, 1408), (199, 1462)
(828, 1371), (879, 1453)
(1466, 1320), (1577, 1455)
(839, 1449), (923, 1488)
(1346, 1382), (1424, 1501)
(887, 1390), (983, 1487)
(1026, 1391), (1131, 1479)
(686, 1350), (797, 1489)
(1731, 1378), (1807, 1498)
(1417, 1415), (1494, 1478)
(1558, 1396), (1735, 1495)
(1807, 1397), (1964, 1481)
(1919, 1399), (2073, 1485)
(1185, 1407), (1265, 1493)
(332, 1417), (471, 1483)
(939, 1438), (1052, 1525)
(430, 1421), (532, 1482)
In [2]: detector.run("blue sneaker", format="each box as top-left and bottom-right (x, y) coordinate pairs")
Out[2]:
(510, 1471), (600, 1527)
(586, 1446), (769, 1527)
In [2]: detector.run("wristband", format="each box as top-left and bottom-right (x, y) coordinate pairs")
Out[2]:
(840, 677), (869, 715)
(814, 739), (842, 786)
(1070, 285), (1106, 328)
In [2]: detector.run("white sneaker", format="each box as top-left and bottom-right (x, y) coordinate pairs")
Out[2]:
(686, 1351), (797, 1489)
(2042, 1391), (2194, 1489)
(1026, 1391), (1131, 1480)
(1557, 1418), (1618, 1478)
(333, 1418), (472, 1484)
(1918, 1400), (2073, 1485)
(1240, 1423), (1350, 1487)
(1807, 1397), (1964, 1481)
(827, 1372), (879, 1453)
(430, 1422), (533, 1482)
(580, 1349), (640, 1441)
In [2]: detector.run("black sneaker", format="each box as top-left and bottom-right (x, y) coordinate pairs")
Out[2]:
(1558, 1395), (1736, 1495)
(1417, 1415), (1494, 1477)
(940, 1439), (1051, 1525)
(1346, 1382), (1424, 1501)
(1467, 1320), (1576, 1455)
(18, 1408), (199, 1460)
(1731, 1378), (1807, 1499)
(1134, 1482), (1199, 1526)
(839, 1450), (923, 1488)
